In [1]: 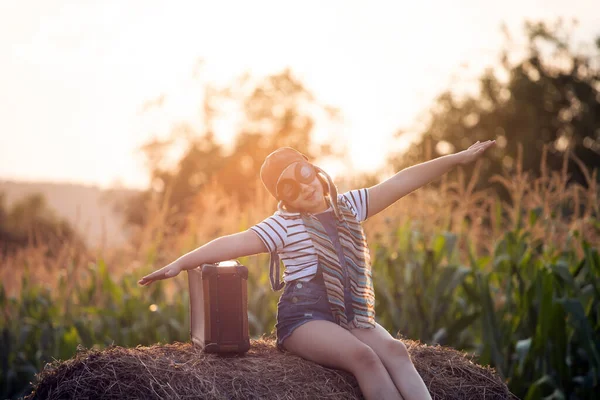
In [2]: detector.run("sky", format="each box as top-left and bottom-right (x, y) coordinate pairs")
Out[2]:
(1, 0), (598, 189)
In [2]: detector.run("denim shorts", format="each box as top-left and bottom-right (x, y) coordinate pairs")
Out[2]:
(275, 274), (355, 350)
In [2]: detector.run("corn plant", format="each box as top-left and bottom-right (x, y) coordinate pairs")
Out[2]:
(371, 225), (480, 349)
(0, 260), (188, 399)
(473, 227), (600, 399)
(1, 152), (598, 399)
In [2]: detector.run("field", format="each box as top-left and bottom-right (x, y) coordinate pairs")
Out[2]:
(2, 153), (599, 399)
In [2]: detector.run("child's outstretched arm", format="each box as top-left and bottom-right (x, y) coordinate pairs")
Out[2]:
(138, 230), (268, 286)
(367, 140), (496, 217)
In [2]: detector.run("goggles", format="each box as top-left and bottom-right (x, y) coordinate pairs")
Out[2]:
(276, 161), (317, 202)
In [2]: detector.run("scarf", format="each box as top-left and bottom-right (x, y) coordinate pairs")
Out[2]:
(268, 196), (376, 329)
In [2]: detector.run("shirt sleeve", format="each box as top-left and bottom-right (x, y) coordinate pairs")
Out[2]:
(340, 188), (370, 222)
(249, 214), (288, 253)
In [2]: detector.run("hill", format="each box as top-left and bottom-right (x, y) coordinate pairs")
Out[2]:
(0, 180), (139, 247)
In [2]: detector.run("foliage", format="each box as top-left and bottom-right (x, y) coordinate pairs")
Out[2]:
(475, 229), (600, 400)
(391, 20), (600, 198)
(3, 17), (600, 400)
(123, 69), (340, 229)
(372, 229), (479, 349)
(0, 192), (85, 257)
(0, 261), (188, 399)
(2, 154), (599, 399)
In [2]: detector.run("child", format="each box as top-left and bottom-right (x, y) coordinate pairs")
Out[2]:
(139, 140), (495, 400)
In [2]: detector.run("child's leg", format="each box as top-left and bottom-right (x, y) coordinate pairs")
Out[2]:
(284, 320), (404, 400)
(350, 323), (432, 400)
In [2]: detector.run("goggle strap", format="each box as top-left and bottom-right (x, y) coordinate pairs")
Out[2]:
(268, 251), (285, 291)
(316, 167), (341, 220)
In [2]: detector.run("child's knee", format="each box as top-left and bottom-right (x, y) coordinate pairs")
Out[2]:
(385, 339), (410, 361)
(349, 344), (382, 370)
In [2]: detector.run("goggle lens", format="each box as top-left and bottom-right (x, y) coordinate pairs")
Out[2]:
(276, 162), (317, 202)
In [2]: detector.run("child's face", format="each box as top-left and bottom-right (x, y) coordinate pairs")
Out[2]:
(277, 162), (328, 213)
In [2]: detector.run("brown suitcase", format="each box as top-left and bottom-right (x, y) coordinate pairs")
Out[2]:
(187, 260), (250, 353)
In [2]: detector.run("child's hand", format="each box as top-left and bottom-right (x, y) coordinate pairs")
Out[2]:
(457, 140), (496, 165)
(138, 262), (182, 286)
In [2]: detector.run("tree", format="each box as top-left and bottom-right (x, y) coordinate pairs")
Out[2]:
(125, 69), (340, 228)
(390, 20), (600, 196)
(0, 192), (85, 256)
(215, 68), (340, 203)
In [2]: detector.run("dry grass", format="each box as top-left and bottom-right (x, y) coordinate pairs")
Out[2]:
(6, 149), (597, 399)
(2, 147), (597, 296)
(26, 338), (515, 400)
(365, 145), (598, 259)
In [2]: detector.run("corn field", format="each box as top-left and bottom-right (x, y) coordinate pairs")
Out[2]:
(1, 152), (599, 399)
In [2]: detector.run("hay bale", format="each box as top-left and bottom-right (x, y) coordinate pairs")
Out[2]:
(26, 338), (515, 400)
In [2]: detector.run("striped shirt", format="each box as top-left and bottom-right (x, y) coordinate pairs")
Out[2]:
(250, 189), (369, 282)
